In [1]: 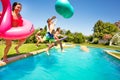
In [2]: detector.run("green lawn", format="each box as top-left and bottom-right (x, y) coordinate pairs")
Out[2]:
(0, 43), (47, 59)
(113, 53), (120, 57)
(1, 42), (120, 60)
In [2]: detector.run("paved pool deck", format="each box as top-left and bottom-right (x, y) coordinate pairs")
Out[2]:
(0, 48), (47, 67)
(104, 50), (120, 60)
(0, 44), (75, 67)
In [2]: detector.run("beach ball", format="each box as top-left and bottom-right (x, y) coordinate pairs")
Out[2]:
(55, 0), (74, 18)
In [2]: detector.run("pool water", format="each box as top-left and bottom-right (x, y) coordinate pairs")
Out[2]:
(0, 46), (120, 80)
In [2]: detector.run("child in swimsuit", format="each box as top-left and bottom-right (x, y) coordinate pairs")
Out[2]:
(2, 2), (26, 62)
(35, 28), (43, 47)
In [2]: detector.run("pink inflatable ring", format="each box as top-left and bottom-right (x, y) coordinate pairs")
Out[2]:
(0, 0), (34, 40)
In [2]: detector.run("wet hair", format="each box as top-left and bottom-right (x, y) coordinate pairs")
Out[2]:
(40, 28), (43, 30)
(51, 29), (55, 34)
(47, 18), (51, 23)
(12, 2), (22, 11)
(56, 27), (60, 31)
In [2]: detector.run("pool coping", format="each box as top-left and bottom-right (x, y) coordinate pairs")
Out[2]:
(104, 50), (120, 60)
(0, 48), (47, 67)
(2, 46), (118, 66)
(0, 43), (75, 67)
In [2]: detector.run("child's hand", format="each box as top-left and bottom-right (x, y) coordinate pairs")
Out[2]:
(51, 16), (56, 19)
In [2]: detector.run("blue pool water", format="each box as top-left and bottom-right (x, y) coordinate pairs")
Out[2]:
(0, 46), (120, 80)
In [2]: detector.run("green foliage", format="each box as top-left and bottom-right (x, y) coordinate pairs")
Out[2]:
(64, 30), (74, 42)
(73, 32), (85, 43)
(93, 20), (104, 38)
(26, 34), (36, 43)
(25, 31), (36, 43)
(92, 38), (99, 44)
(86, 35), (93, 42)
(44, 25), (47, 32)
(93, 20), (119, 39)
(65, 30), (71, 35)
(21, 19), (120, 45)
(25, 25), (47, 43)
(65, 34), (74, 42)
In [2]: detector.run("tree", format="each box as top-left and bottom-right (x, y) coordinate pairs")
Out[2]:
(86, 35), (93, 42)
(93, 20), (105, 39)
(93, 20), (119, 39)
(73, 32), (85, 43)
(64, 30), (73, 42)
(44, 25), (47, 32)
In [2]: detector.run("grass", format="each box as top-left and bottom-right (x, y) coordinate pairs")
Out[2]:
(113, 53), (120, 57)
(1, 42), (120, 60)
(0, 43), (47, 59)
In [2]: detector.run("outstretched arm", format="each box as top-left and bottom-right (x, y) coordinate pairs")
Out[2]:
(47, 16), (57, 33)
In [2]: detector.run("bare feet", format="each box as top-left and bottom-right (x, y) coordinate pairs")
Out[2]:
(15, 47), (20, 54)
(36, 44), (39, 47)
(2, 58), (8, 62)
(36, 45), (39, 48)
(61, 49), (64, 52)
(46, 50), (50, 55)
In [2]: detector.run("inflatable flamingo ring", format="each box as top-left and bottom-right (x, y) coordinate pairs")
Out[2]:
(0, 0), (34, 40)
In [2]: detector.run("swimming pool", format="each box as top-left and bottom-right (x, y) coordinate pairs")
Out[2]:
(0, 46), (120, 80)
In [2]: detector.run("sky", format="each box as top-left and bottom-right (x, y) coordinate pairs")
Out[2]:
(0, 0), (120, 35)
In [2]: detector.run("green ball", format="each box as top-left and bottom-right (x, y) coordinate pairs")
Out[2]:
(55, 0), (74, 18)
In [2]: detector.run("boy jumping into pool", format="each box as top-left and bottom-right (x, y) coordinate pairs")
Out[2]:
(38, 16), (66, 55)
(36, 16), (57, 55)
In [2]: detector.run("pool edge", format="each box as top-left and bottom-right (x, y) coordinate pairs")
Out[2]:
(104, 50), (120, 60)
(0, 48), (47, 67)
